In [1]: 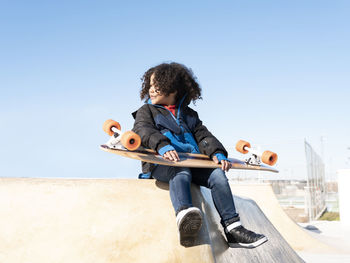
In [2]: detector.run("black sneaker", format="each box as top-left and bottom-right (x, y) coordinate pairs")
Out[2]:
(225, 221), (268, 248)
(176, 207), (202, 247)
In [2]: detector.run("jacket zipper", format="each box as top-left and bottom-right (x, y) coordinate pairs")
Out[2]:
(148, 94), (187, 132)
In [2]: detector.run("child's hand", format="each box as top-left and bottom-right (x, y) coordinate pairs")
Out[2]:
(212, 156), (232, 172)
(163, 150), (180, 162)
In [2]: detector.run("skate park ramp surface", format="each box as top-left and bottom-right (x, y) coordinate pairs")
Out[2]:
(0, 178), (304, 263)
(228, 182), (335, 252)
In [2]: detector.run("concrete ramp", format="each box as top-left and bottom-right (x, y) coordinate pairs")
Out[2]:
(0, 178), (213, 263)
(200, 187), (304, 263)
(229, 183), (335, 252)
(0, 178), (303, 263)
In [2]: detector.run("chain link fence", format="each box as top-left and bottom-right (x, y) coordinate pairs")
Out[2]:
(304, 140), (327, 221)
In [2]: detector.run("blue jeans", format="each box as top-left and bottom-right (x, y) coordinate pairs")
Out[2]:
(151, 165), (239, 226)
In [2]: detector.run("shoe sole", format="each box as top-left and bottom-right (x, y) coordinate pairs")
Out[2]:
(178, 210), (202, 247)
(228, 236), (268, 248)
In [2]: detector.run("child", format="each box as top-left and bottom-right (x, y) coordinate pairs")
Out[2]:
(132, 62), (267, 248)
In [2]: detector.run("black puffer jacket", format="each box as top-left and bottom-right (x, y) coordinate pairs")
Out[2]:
(132, 102), (227, 173)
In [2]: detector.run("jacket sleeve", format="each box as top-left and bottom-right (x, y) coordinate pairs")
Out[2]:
(191, 110), (228, 158)
(132, 105), (172, 153)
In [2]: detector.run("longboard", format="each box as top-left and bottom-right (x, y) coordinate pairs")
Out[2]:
(100, 119), (279, 173)
(100, 145), (278, 172)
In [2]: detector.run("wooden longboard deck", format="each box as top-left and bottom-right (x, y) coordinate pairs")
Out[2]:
(100, 145), (278, 173)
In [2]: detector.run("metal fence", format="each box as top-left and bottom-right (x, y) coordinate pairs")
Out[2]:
(304, 140), (327, 221)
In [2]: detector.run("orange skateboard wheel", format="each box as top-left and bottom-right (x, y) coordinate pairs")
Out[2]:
(121, 131), (141, 151)
(236, 140), (251, 154)
(103, 119), (121, 136)
(262, 151), (278, 166)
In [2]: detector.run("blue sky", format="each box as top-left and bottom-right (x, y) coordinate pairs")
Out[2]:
(1, 1), (349, 180)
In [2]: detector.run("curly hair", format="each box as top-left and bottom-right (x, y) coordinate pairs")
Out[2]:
(140, 62), (202, 106)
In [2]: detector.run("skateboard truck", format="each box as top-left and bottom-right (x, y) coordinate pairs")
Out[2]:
(245, 154), (262, 166)
(102, 119), (141, 151)
(105, 129), (124, 150)
(236, 140), (278, 166)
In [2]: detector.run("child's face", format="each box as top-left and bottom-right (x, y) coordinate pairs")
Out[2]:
(149, 74), (177, 105)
